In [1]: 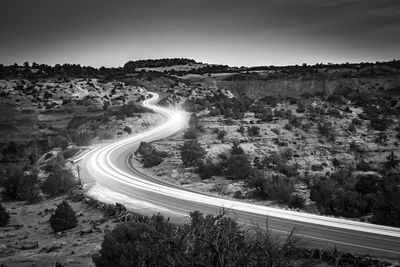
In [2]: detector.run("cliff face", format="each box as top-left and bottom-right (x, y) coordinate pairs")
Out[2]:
(215, 75), (400, 99)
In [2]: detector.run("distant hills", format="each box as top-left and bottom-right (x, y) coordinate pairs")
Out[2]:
(1, 58), (399, 80)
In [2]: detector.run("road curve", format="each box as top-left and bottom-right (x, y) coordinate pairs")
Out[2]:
(80, 92), (400, 259)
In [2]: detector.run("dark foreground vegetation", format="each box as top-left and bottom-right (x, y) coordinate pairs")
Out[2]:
(92, 209), (392, 267)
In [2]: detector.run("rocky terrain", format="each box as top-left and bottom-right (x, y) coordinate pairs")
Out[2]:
(1, 59), (400, 266)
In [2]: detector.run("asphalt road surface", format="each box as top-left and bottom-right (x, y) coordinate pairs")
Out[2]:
(79, 92), (400, 259)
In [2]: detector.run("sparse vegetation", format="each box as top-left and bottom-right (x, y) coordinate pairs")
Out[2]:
(135, 141), (168, 168)
(41, 167), (76, 196)
(50, 200), (78, 232)
(0, 202), (10, 227)
(93, 211), (300, 267)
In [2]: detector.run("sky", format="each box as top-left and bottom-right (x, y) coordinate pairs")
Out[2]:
(0, 0), (399, 67)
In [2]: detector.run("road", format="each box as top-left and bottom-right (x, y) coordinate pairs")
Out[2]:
(80, 92), (400, 259)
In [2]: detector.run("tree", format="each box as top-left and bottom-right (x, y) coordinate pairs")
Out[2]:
(122, 126), (132, 134)
(93, 214), (182, 267)
(52, 135), (69, 150)
(181, 140), (205, 167)
(50, 201), (78, 232)
(1, 164), (40, 201)
(92, 208), (301, 266)
(230, 142), (244, 155)
(183, 128), (198, 139)
(248, 126), (260, 136)
(217, 129), (227, 141)
(224, 154), (253, 180)
(42, 168), (76, 196)
(372, 175), (400, 227)
(197, 158), (222, 179)
(135, 142), (167, 168)
(0, 202), (10, 227)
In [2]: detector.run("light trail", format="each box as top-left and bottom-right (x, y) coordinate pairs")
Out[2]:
(82, 92), (400, 258)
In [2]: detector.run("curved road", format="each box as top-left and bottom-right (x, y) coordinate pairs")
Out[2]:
(80, 92), (400, 259)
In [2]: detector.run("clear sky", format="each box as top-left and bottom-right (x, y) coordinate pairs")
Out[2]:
(1, 0), (399, 67)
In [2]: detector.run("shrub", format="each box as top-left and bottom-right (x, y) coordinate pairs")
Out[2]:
(284, 124), (293, 131)
(122, 126), (132, 134)
(248, 126), (260, 136)
(42, 168), (76, 196)
(224, 154), (253, 180)
(93, 213), (179, 267)
(181, 140), (205, 167)
(263, 175), (295, 203)
(311, 164), (323, 172)
(237, 126), (245, 134)
(183, 128), (198, 139)
(52, 135), (69, 150)
(217, 129), (227, 141)
(0, 202), (10, 227)
(296, 102), (306, 113)
(332, 158), (340, 167)
(135, 142), (167, 168)
(288, 194), (306, 209)
(348, 123), (356, 133)
(50, 200), (77, 232)
(1, 165), (40, 201)
(197, 159), (222, 179)
(93, 211), (299, 267)
(372, 175), (400, 227)
(62, 147), (80, 160)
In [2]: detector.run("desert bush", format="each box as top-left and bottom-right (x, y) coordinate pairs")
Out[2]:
(93, 211), (299, 267)
(224, 154), (253, 180)
(42, 168), (76, 196)
(248, 126), (260, 136)
(183, 128), (198, 139)
(217, 129), (227, 141)
(348, 123), (356, 133)
(135, 142), (167, 168)
(1, 165), (40, 201)
(311, 164), (323, 172)
(237, 126), (246, 134)
(122, 126), (132, 134)
(108, 101), (152, 118)
(180, 140), (205, 167)
(246, 170), (294, 203)
(50, 200), (78, 232)
(296, 102), (306, 113)
(197, 158), (222, 179)
(332, 158), (340, 167)
(327, 108), (342, 118)
(318, 121), (335, 142)
(288, 194), (306, 209)
(52, 135), (69, 150)
(263, 175), (295, 203)
(372, 175), (400, 227)
(310, 173), (374, 218)
(93, 213), (180, 267)
(62, 147), (80, 160)
(71, 132), (93, 146)
(284, 123), (293, 131)
(351, 118), (362, 126)
(301, 122), (312, 133)
(0, 202), (10, 227)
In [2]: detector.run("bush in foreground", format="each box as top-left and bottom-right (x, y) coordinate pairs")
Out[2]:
(0, 202), (10, 227)
(42, 168), (76, 196)
(93, 211), (299, 267)
(50, 200), (78, 232)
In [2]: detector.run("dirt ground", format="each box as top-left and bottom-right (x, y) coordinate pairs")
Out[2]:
(0, 196), (115, 267)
